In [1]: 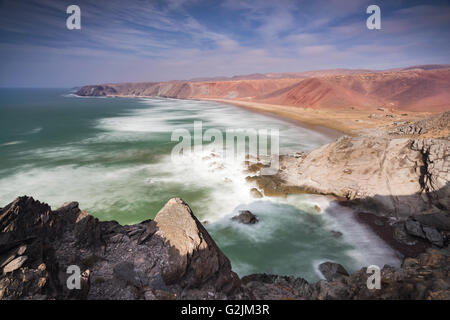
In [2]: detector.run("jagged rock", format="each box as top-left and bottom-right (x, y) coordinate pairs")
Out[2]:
(405, 219), (425, 238)
(242, 248), (450, 300)
(423, 226), (445, 247)
(0, 196), (242, 300)
(241, 274), (313, 300)
(231, 210), (259, 224)
(390, 111), (450, 138)
(318, 262), (349, 281)
(153, 198), (240, 292)
(1, 196), (449, 300)
(405, 217), (446, 247)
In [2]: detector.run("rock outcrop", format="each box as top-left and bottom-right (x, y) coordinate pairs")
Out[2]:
(231, 210), (259, 224)
(243, 247), (450, 299)
(249, 136), (449, 219)
(390, 111), (450, 138)
(318, 262), (350, 281)
(0, 197), (241, 300)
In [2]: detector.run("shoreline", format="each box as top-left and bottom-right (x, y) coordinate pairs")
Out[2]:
(75, 93), (346, 140)
(200, 98), (433, 137)
(74, 92), (434, 139)
(200, 98), (345, 140)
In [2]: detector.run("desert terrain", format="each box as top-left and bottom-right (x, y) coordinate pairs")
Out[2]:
(76, 65), (450, 135)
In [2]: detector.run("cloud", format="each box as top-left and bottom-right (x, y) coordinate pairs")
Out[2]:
(0, 0), (449, 86)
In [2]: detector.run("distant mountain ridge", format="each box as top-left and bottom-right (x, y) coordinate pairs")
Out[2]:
(76, 65), (450, 112)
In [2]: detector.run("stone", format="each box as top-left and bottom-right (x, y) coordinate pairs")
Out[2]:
(404, 217), (446, 247)
(0, 196), (241, 300)
(3, 256), (28, 274)
(330, 230), (343, 238)
(113, 262), (147, 287)
(423, 226), (445, 247)
(154, 198), (239, 291)
(1, 195), (449, 300)
(250, 188), (263, 198)
(231, 210), (259, 224)
(17, 245), (27, 255)
(258, 134), (449, 218)
(405, 219), (425, 238)
(318, 262), (349, 281)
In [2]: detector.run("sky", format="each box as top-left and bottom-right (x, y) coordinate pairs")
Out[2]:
(0, 0), (449, 87)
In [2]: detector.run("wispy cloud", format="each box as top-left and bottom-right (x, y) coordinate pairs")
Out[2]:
(0, 0), (449, 87)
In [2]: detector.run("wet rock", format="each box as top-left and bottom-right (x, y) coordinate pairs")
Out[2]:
(318, 262), (349, 281)
(231, 210), (259, 224)
(330, 230), (343, 238)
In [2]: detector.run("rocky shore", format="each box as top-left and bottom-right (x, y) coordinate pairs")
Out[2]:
(1, 109), (449, 300)
(247, 112), (449, 219)
(1, 196), (449, 300)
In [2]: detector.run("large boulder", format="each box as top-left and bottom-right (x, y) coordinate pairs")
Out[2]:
(154, 198), (240, 292)
(231, 210), (259, 224)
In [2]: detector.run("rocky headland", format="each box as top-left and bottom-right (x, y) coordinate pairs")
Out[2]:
(247, 112), (449, 248)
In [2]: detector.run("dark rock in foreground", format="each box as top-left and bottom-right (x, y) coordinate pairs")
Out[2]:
(1, 197), (449, 300)
(0, 196), (241, 300)
(232, 210), (259, 224)
(318, 262), (349, 281)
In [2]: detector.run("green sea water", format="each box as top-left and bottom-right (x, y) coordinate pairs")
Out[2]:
(0, 88), (400, 281)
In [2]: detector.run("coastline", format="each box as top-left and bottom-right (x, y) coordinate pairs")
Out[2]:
(200, 98), (432, 137)
(75, 92), (434, 138)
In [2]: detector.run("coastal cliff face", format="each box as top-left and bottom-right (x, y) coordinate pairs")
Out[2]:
(248, 113), (450, 220)
(1, 196), (449, 300)
(261, 137), (449, 218)
(76, 67), (450, 112)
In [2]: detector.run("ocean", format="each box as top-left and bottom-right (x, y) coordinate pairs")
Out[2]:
(0, 88), (400, 281)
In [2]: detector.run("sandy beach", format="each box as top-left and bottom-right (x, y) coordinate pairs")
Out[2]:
(203, 98), (433, 136)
